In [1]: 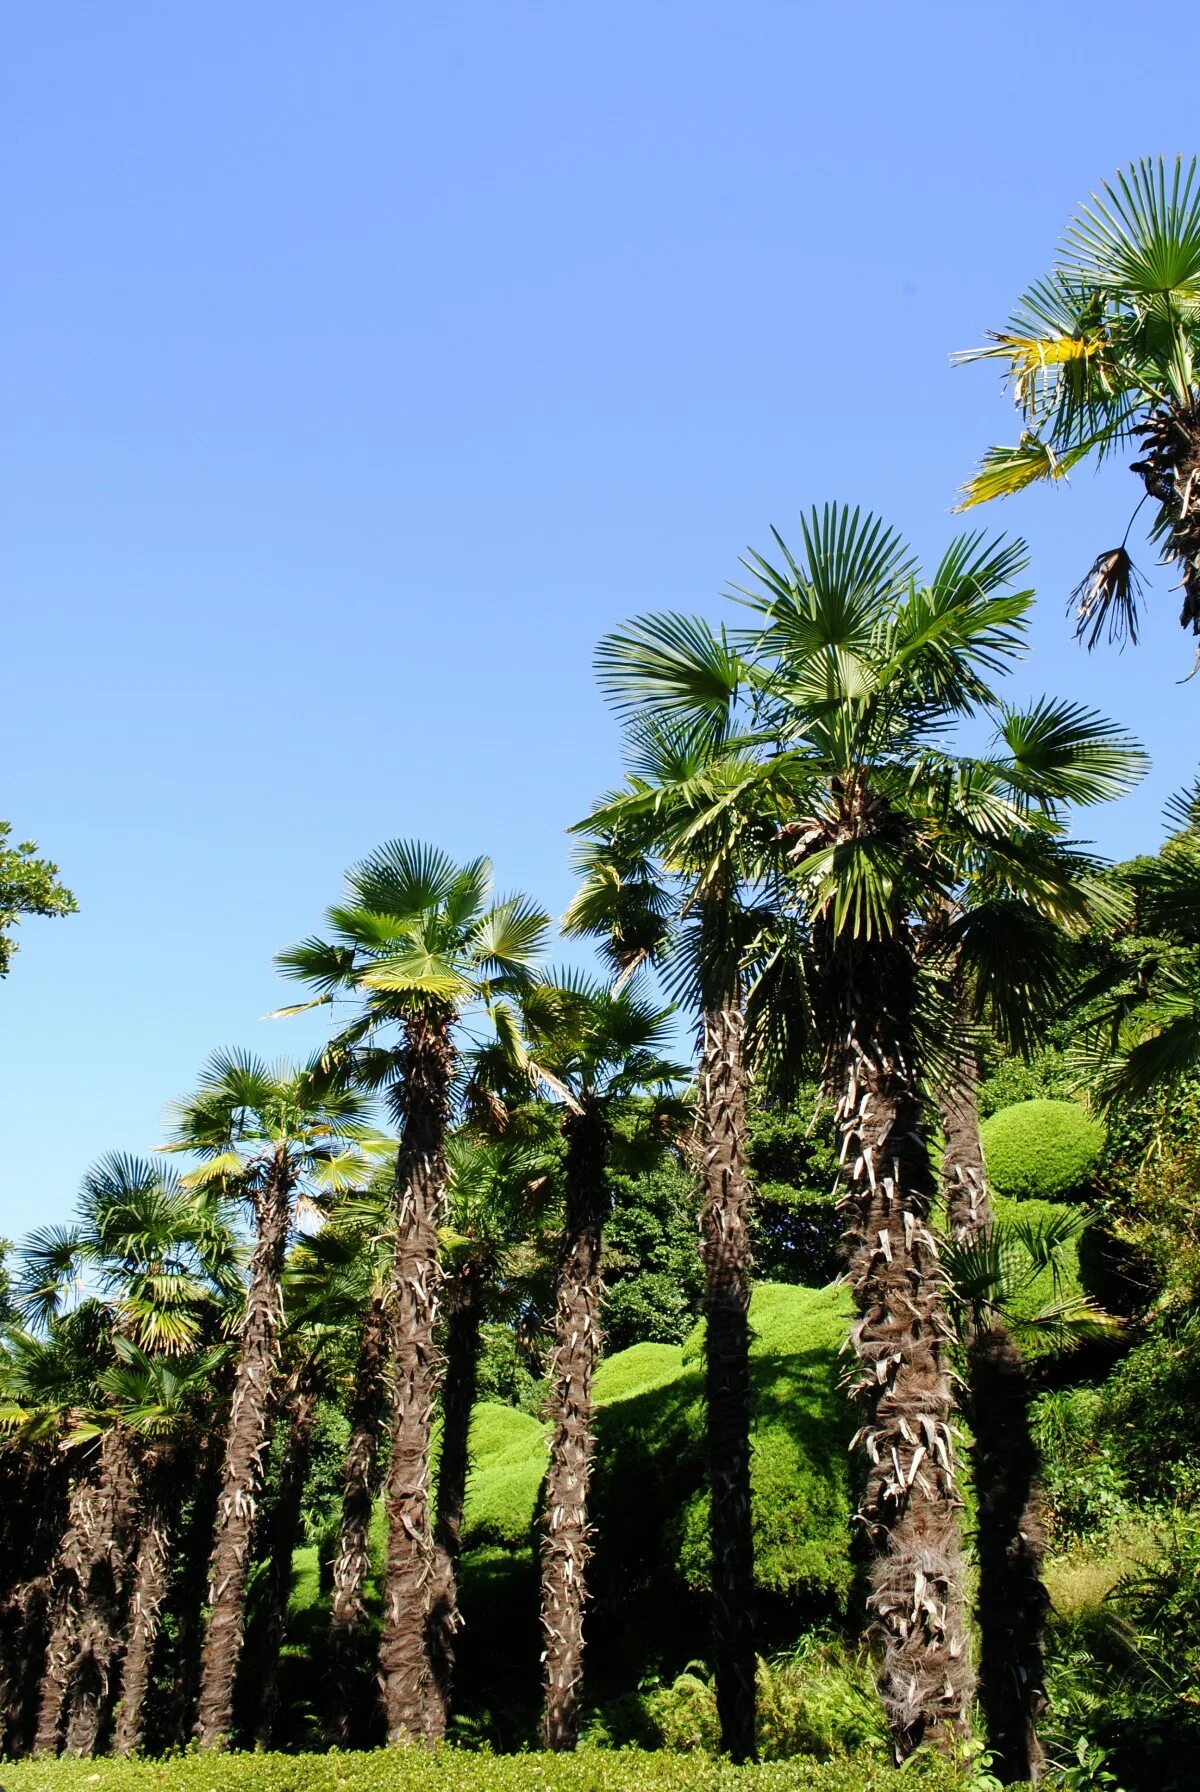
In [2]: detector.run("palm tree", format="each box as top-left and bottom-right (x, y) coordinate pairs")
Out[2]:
(163, 1051), (380, 1751)
(597, 504), (1145, 1755)
(565, 711), (784, 1763)
(276, 841), (549, 1743)
(428, 1129), (555, 1710)
(246, 1354), (324, 1749)
(286, 1186), (393, 1745)
(957, 155), (1200, 652)
(14, 1153), (234, 1757)
(95, 1341), (225, 1757)
(0, 1316), (97, 1757)
(501, 971), (685, 1750)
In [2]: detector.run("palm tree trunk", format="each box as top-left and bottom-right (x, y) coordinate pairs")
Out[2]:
(940, 1062), (1047, 1785)
(34, 1469), (97, 1755)
(251, 1371), (320, 1749)
(61, 1422), (141, 1758)
(832, 948), (973, 1759)
(541, 1098), (609, 1752)
(162, 1434), (222, 1749)
(112, 1460), (174, 1757)
(1132, 401), (1200, 633)
(35, 1425), (140, 1757)
(1, 1448), (64, 1758)
(379, 1010), (455, 1746)
(429, 1257), (484, 1713)
(329, 1287), (389, 1744)
(698, 991), (757, 1764)
(194, 1159), (293, 1751)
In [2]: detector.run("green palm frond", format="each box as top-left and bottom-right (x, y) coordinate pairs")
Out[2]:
(595, 612), (743, 731)
(348, 839), (470, 919)
(1061, 156), (1200, 302)
(992, 698), (1149, 808)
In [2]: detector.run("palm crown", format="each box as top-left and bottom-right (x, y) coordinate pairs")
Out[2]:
(958, 155), (1200, 643)
(595, 506), (1146, 1052)
(508, 969), (687, 1114)
(14, 1153), (238, 1355)
(163, 1050), (386, 1199)
(276, 841), (550, 1113)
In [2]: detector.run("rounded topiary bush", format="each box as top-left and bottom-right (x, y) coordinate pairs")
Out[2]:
(981, 1098), (1106, 1202)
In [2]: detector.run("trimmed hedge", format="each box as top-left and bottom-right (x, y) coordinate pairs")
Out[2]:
(0, 1746), (976, 1792)
(980, 1098), (1105, 1202)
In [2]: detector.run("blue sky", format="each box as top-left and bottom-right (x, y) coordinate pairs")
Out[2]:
(3, 1), (1198, 1239)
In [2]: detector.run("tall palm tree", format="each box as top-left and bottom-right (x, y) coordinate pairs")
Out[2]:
(565, 711), (785, 1763)
(92, 1341), (226, 1757)
(501, 971), (685, 1751)
(276, 842), (549, 1743)
(14, 1154), (234, 1757)
(428, 1129), (555, 1710)
(163, 1051), (380, 1752)
(597, 504), (1146, 1755)
(921, 706), (1143, 1783)
(958, 155), (1200, 652)
(286, 1185), (393, 1745)
(0, 1315), (97, 1757)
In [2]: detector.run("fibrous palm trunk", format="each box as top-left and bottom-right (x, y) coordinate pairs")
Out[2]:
(698, 988), (757, 1764)
(0, 1447), (64, 1757)
(251, 1371), (320, 1748)
(379, 1011), (455, 1746)
(162, 1433), (221, 1749)
(112, 1458), (175, 1757)
(831, 940), (973, 1758)
(329, 1287), (389, 1745)
(541, 1098), (609, 1752)
(428, 1257), (484, 1711)
(36, 1424), (140, 1757)
(940, 1062), (1047, 1785)
(194, 1158), (294, 1750)
(1131, 401), (1200, 633)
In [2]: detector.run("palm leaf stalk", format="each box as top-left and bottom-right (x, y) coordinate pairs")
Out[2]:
(277, 842), (548, 1743)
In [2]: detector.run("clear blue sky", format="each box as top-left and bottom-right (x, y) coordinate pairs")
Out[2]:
(3, 1), (1198, 1239)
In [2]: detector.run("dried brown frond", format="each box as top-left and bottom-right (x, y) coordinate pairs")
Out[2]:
(1070, 546), (1146, 649)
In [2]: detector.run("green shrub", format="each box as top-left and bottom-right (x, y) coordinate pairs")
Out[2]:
(0, 1745), (976, 1792)
(624, 1641), (886, 1762)
(981, 1099), (1106, 1203)
(1098, 1313), (1200, 1503)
